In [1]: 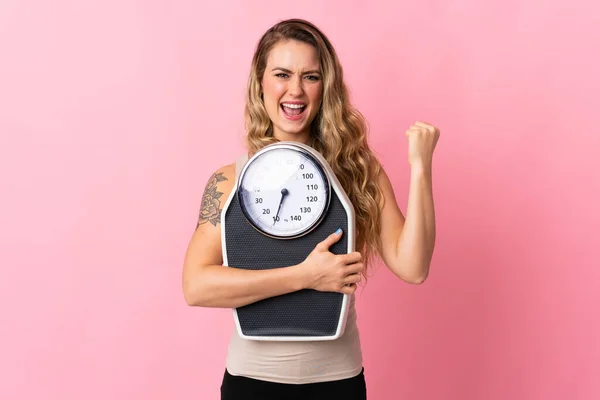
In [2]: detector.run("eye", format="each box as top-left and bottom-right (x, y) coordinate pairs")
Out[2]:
(275, 73), (289, 78)
(305, 75), (320, 81)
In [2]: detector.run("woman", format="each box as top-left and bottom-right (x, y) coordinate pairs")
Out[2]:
(182, 18), (439, 400)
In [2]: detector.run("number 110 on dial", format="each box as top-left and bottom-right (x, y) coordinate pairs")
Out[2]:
(238, 146), (331, 239)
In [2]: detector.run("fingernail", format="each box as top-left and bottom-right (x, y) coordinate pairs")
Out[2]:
(335, 228), (342, 235)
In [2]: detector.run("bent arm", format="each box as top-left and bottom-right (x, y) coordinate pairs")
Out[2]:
(378, 164), (436, 284)
(181, 164), (309, 308)
(395, 163), (436, 282)
(183, 228), (309, 308)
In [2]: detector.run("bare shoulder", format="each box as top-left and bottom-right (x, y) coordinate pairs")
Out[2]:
(185, 161), (236, 269)
(183, 162), (237, 294)
(374, 163), (406, 271)
(376, 163), (397, 208)
(196, 162), (237, 228)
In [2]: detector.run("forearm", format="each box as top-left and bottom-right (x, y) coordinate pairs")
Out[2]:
(183, 263), (307, 308)
(395, 163), (436, 283)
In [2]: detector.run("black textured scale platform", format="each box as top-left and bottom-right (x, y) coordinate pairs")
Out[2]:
(224, 190), (349, 339)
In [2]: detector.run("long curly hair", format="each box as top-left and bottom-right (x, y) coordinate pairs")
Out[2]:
(244, 19), (384, 277)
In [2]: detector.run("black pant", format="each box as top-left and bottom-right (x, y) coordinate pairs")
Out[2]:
(220, 368), (367, 400)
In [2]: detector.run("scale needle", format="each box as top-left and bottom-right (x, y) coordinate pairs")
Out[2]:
(273, 188), (289, 226)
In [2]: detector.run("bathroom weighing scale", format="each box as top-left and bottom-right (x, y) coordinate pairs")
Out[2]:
(221, 141), (355, 341)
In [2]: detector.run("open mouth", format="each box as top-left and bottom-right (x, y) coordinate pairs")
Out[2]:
(280, 103), (307, 118)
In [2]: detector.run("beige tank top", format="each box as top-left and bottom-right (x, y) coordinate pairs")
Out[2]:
(224, 153), (364, 384)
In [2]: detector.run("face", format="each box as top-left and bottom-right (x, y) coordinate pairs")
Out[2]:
(261, 40), (323, 144)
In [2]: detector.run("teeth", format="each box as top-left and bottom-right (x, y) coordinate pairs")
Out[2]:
(282, 103), (305, 109)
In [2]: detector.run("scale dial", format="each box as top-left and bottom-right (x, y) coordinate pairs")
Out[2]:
(238, 144), (331, 239)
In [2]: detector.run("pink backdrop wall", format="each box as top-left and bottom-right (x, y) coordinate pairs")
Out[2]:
(1, 1), (598, 399)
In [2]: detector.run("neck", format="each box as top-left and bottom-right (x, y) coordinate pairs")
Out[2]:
(273, 129), (311, 145)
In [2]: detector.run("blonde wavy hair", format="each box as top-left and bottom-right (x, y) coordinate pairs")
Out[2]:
(244, 19), (384, 277)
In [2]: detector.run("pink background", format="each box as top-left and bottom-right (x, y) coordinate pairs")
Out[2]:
(1, 1), (598, 399)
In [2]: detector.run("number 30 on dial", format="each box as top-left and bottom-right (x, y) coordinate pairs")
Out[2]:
(237, 144), (331, 239)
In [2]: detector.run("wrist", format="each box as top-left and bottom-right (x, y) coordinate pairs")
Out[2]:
(410, 161), (432, 176)
(289, 262), (312, 291)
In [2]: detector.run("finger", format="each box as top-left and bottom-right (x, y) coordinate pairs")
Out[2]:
(344, 273), (361, 285)
(340, 283), (357, 295)
(405, 127), (423, 137)
(343, 251), (362, 264)
(346, 262), (364, 275)
(414, 121), (433, 130)
(316, 228), (343, 251)
(415, 121), (440, 134)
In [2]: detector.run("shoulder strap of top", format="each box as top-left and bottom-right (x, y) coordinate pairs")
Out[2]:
(235, 152), (249, 179)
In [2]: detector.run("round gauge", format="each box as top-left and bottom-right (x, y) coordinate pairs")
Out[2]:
(237, 143), (331, 239)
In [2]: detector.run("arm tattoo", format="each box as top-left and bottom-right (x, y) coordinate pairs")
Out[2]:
(197, 172), (228, 228)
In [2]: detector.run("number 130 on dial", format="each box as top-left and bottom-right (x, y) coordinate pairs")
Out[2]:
(238, 145), (331, 239)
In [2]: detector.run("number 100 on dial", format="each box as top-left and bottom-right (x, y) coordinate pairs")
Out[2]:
(238, 145), (331, 239)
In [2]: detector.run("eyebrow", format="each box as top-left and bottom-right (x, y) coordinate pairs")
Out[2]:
(271, 67), (321, 75)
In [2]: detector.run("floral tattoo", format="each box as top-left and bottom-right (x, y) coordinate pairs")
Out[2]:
(197, 172), (228, 227)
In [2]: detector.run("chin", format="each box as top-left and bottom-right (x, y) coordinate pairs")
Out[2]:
(275, 119), (311, 136)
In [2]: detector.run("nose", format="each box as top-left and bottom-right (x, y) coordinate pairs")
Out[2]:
(287, 75), (304, 97)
